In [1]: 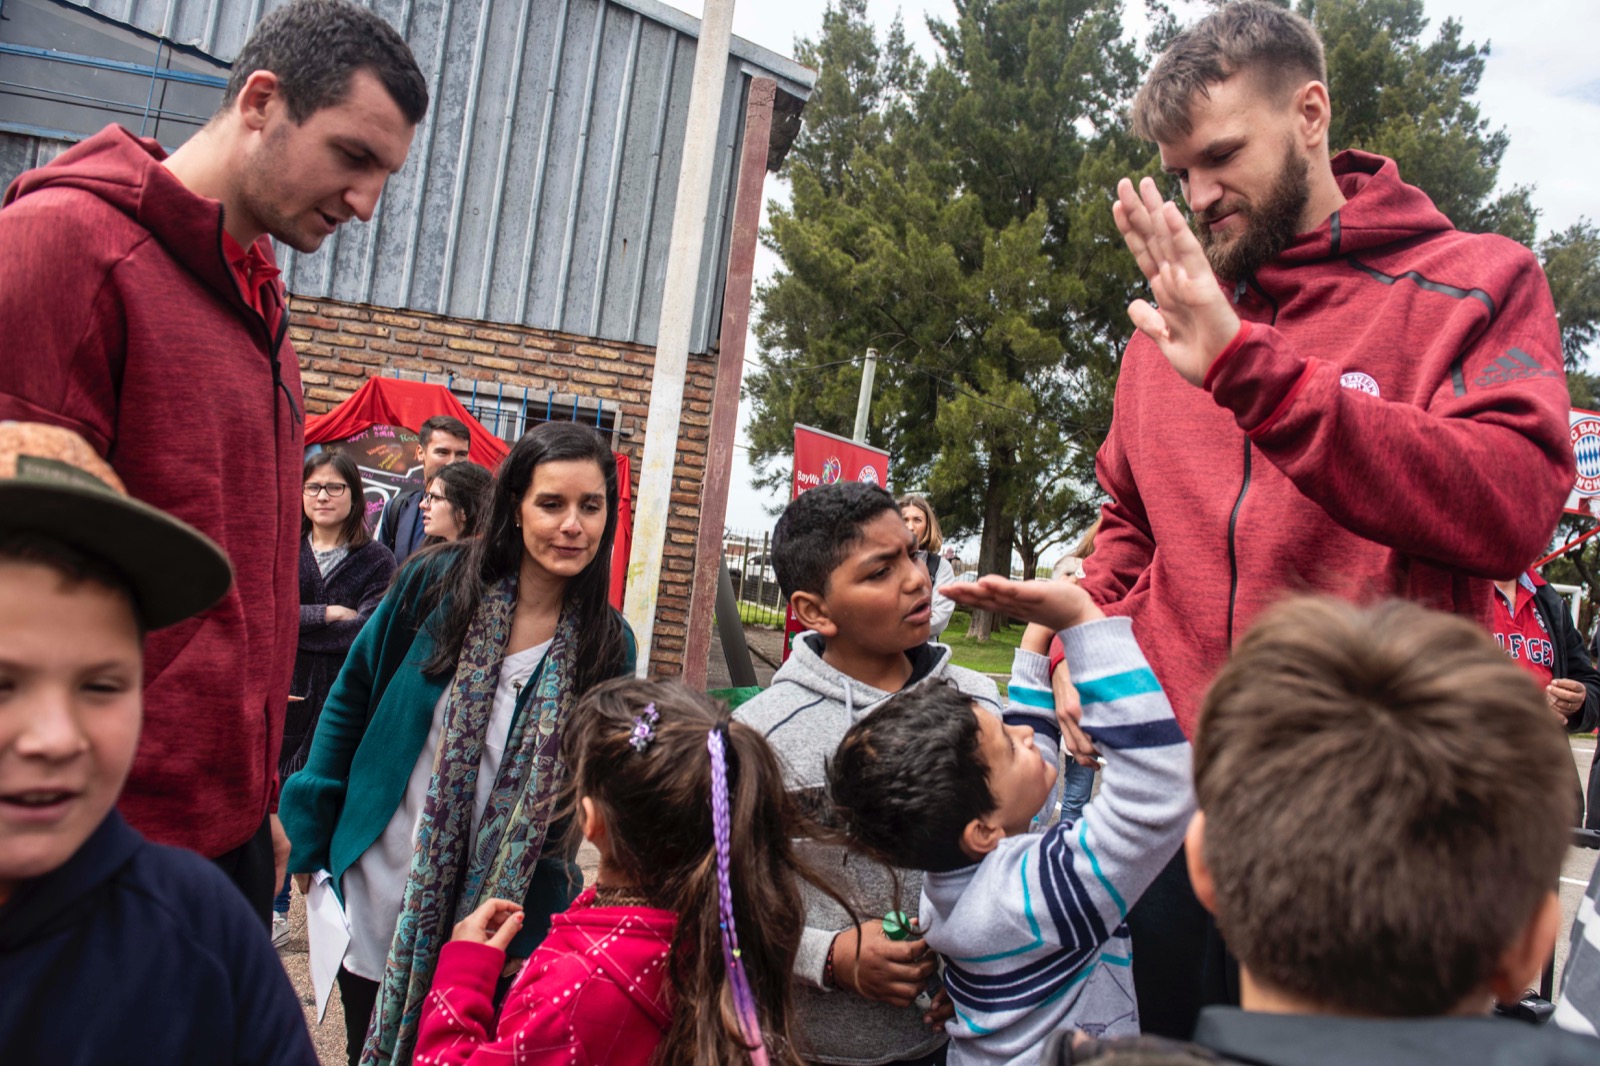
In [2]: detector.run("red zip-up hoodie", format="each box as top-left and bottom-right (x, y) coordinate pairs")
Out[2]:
(1082, 151), (1573, 736)
(0, 125), (303, 857)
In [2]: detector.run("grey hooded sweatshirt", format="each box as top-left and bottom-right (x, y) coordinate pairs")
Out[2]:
(735, 632), (1003, 1065)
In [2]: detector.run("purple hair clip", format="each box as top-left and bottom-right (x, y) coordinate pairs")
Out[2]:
(629, 702), (660, 753)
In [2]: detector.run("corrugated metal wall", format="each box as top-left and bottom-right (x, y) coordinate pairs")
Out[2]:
(55, 0), (813, 353)
(0, 130), (77, 184)
(0, 0), (230, 148)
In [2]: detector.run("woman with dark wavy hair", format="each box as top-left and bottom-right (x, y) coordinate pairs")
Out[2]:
(281, 421), (635, 1066)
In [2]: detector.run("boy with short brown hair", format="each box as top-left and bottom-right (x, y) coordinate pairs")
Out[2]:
(736, 481), (1006, 1065)
(0, 423), (316, 1064)
(1172, 597), (1596, 1061)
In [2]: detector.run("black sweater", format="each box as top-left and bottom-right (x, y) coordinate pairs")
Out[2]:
(1531, 582), (1600, 735)
(281, 536), (397, 775)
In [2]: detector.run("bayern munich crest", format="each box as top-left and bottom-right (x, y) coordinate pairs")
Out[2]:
(1572, 416), (1600, 496)
(1339, 371), (1380, 396)
(857, 465), (881, 485)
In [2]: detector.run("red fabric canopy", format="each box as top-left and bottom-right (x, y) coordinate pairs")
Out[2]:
(304, 378), (510, 468)
(304, 377), (632, 611)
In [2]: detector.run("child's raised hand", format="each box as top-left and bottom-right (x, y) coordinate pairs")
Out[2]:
(451, 899), (524, 949)
(941, 575), (1104, 632)
(1052, 657), (1100, 766)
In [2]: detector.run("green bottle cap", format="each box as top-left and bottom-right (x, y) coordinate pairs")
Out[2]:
(882, 911), (914, 941)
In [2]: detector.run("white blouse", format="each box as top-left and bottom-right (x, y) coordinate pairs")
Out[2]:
(340, 639), (551, 980)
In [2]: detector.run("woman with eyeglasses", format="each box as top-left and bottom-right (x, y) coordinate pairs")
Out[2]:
(273, 452), (397, 944)
(281, 422), (636, 1065)
(419, 460), (492, 544)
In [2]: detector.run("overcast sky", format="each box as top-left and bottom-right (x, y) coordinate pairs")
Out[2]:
(667, 0), (1600, 543)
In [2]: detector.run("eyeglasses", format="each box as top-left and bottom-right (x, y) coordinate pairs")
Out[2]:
(303, 482), (349, 498)
(422, 492), (450, 508)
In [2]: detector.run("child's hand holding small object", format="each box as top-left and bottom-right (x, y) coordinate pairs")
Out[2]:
(451, 898), (524, 950)
(923, 987), (955, 1031)
(882, 911), (938, 1014)
(831, 920), (937, 1008)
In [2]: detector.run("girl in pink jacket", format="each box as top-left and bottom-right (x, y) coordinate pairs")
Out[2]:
(416, 679), (838, 1065)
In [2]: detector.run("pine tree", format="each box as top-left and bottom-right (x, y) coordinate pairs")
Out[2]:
(1303, 0), (1597, 362)
(750, 0), (1153, 638)
(751, 0), (1599, 638)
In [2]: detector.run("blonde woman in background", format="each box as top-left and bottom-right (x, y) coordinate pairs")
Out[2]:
(899, 492), (957, 638)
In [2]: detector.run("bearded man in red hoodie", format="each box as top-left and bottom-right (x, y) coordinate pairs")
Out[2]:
(1079, 0), (1575, 1041)
(0, 0), (426, 922)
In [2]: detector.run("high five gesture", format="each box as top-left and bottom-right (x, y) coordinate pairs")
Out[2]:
(1112, 176), (1242, 386)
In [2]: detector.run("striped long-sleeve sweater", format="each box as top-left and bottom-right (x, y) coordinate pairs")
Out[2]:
(919, 616), (1194, 1065)
(1557, 861), (1600, 1036)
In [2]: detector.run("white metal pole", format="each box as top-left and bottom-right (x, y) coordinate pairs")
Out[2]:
(623, 0), (738, 674)
(852, 347), (878, 443)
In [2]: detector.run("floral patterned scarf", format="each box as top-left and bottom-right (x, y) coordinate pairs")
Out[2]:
(361, 575), (580, 1064)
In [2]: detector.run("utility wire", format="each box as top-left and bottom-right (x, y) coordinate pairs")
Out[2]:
(743, 356), (865, 373)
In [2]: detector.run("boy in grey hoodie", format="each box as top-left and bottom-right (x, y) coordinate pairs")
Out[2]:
(735, 482), (1002, 1065)
(830, 576), (1193, 1065)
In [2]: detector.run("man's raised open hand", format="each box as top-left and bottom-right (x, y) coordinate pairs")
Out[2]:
(1112, 176), (1243, 386)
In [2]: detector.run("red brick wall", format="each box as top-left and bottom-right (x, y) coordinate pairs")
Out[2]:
(289, 295), (715, 676)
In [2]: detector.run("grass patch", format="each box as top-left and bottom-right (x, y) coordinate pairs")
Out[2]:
(722, 605), (1019, 689)
(940, 610), (1023, 679)
(735, 600), (785, 628)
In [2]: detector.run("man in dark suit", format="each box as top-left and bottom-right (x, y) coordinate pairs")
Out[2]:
(378, 414), (470, 563)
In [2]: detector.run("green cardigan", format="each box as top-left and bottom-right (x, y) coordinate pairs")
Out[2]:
(279, 549), (636, 953)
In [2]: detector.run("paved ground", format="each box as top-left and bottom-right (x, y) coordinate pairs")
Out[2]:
(275, 712), (1599, 1063)
(704, 621), (783, 690)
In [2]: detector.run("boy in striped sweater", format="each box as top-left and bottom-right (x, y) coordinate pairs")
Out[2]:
(829, 576), (1192, 1064)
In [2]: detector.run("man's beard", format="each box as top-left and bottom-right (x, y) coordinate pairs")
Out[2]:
(238, 126), (328, 254)
(1195, 138), (1311, 282)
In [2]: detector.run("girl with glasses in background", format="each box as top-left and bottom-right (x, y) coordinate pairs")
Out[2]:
(274, 452), (398, 944)
(421, 460), (492, 544)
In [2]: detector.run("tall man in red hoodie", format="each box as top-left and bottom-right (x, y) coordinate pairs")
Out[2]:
(1082, 0), (1575, 1039)
(0, 0), (426, 922)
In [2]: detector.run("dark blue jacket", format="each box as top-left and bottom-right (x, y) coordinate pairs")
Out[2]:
(377, 486), (428, 564)
(0, 812), (316, 1065)
(1057, 1007), (1600, 1065)
(1531, 581), (1600, 735)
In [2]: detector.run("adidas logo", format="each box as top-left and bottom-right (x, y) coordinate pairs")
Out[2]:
(1475, 348), (1559, 387)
